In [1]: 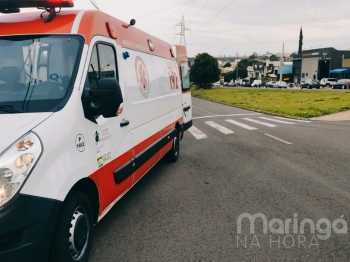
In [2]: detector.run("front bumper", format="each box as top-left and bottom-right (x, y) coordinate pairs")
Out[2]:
(0, 194), (62, 262)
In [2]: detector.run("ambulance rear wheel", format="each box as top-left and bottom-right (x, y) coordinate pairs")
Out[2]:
(166, 129), (179, 162)
(51, 191), (93, 262)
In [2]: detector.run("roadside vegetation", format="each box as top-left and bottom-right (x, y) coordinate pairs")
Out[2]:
(191, 88), (350, 118)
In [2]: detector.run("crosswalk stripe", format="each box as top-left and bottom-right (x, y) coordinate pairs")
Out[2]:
(258, 117), (296, 125)
(243, 118), (277, 127)
(225, 119), (258, 130)
(273, 116), (312, 123)
(205, 121), (234, 134)
(188, 126), (208, 140)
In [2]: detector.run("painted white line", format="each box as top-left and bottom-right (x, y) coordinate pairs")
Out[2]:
(273, 116), (312, 123)
(192, 113), (261, 120)
(192, 106), (216, 116)
(259, 117), (296, 125)
(225, 119), (258, 130)
(243, 118), (277, 127)
(188, 126), (208, 140)
(264, 133), (293, 145)
(205, 121), (234, 134)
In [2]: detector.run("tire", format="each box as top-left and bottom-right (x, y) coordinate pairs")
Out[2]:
(50, 191), (94, 262)
(166, 129), (179, 162)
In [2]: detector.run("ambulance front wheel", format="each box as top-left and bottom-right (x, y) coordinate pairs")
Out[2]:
(166, 129), (180, 162)
(51, 191), (94, 262)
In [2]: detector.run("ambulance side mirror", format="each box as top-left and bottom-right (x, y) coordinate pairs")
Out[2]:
(82, 78), (123, 123)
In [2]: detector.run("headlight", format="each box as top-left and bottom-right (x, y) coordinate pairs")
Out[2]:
(0, 132), (42, 208)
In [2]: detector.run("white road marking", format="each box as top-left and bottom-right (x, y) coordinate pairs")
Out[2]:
(192, 106), (216, 116)
(205, 121), (234, 134)
(258, 117), (296, 125)
(243, 118), (277, 127)
(264, 133), (293, 145)
(225, 119), (258, 130)
(188, 126), (208, 140)
(192, 113), (261, 120)
(273, 116), (312, 123)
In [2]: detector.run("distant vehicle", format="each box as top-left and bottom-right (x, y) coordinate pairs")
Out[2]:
(242, 79), (250, 87)
(212, 81), (221, 87)
(251, 80), (262, 87)
(320, 78), (338, 87)
(224, 82), (229, 86)
(266, 81), (276, 88)
(332, 79), (350, 89)
(228, 80), (236, 87)
(275, 81), (287, 88)
(300, 79), (320, 89)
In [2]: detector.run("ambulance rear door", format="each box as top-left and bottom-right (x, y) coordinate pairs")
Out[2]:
(175, 45), (192, 131)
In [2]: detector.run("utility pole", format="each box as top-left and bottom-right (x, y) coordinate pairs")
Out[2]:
(280, 43), (284, 82)
(175, 14), (190, 46)
(236, 52), (238, 84)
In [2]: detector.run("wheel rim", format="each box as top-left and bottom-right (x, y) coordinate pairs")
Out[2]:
(69, 205), (90, 261)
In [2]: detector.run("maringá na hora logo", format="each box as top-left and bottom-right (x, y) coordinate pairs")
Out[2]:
(135, 56), (150, 98)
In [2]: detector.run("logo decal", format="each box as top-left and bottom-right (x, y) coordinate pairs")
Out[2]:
(135, 56), (150, 98)
(167, 61), (179, 90)
(94, 131), (100, 145)
(97, 157), (104, 168)
(75, 134), (85, 152)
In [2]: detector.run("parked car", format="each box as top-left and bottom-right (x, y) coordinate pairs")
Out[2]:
(266, 81), (276, 88)
(332, 79), (350, 89)
(274, 81), (287, 88)
(320, 78), (338, 87)
(251, 79), (262, 87)
(300, 79), (320, 89)
(242, 79), (250, 87)
(212, 81), (221, 87)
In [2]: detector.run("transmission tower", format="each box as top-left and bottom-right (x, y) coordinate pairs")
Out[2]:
(175, 14), (190, 46)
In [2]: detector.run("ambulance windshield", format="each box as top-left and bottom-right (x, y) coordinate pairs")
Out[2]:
(0, 35), (84, 114)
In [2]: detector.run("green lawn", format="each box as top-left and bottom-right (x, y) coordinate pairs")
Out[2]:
(191, 88), (350, 119)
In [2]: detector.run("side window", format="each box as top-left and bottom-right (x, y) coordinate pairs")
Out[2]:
(88, 46), (99, 90)
(98, 44), (117, 79)
(87, 43), (117, 90)
(180, 62), (190, 90)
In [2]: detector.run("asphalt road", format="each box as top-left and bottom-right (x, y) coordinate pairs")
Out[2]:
(90, 97), (350, 262)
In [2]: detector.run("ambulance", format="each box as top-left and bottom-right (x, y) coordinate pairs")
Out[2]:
(0, 0), (192, 261)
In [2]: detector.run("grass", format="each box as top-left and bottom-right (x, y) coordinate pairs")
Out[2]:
(191, 88), (350, 119)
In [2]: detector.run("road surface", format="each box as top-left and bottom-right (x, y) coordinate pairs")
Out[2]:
(90, 97), (350, 262)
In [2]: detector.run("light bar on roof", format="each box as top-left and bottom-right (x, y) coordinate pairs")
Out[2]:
(0, 0), (74, 9)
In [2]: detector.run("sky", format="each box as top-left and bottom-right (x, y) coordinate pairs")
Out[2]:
(4, 0), (350, 57)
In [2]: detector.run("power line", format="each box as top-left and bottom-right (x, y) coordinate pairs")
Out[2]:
(194, 0), (235, 32)
(136, 0), (195, 19)
(186, 37), (350, 46)
(193, 16), (350, 34)
(184, 0), (196, 16)
(188, 0), (210, 26)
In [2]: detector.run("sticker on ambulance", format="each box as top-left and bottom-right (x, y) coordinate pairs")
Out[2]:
(94, 127), (112, 168)
(135, 56), (150, 98)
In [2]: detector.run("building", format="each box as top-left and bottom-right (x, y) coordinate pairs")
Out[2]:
(294, 47), (350, 82)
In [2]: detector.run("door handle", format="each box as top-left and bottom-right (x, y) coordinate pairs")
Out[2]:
(120, 120), (129, 127)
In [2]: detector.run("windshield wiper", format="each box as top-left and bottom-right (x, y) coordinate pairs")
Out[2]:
(0, 105), (23, 113)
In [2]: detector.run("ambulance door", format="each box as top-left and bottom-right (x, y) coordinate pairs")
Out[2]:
(82, 37), (134, 214)
(175, 45), (192, 132)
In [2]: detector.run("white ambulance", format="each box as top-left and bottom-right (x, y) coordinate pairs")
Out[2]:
(0, 0), (192, 261)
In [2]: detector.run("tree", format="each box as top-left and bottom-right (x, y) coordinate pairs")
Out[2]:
(223, 62), (232, 68)
(190, 53), (220, 88)
(249, 52), (257, 60)
(298, 27), (303, 54)
(270, 54), (279, 61)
